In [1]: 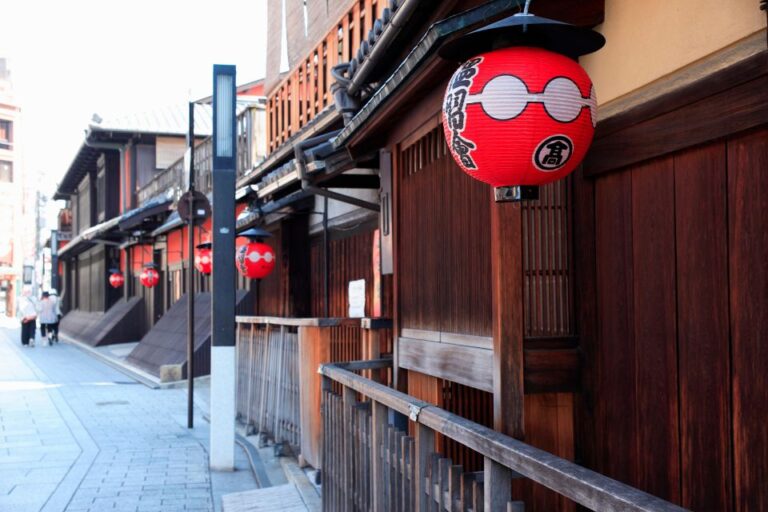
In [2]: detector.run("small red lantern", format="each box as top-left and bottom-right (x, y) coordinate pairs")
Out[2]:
(195, 242), (212, 275)
(236, 228), (275, 280)
(109, 269), (124, 289)
(439, 12), (605, 199)
(140, 265), (160, 288)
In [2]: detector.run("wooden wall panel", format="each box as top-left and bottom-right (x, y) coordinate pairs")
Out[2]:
(407, 369), (443, 407)
(309, 227), (377, 318)
(727, 127), (768, 512)
(630, 157), (680, 502)
(398, 128), (492, 337)
(519, 393), (576, 512)
(594, 170), (637, 485)
(674, 143), (732, 511)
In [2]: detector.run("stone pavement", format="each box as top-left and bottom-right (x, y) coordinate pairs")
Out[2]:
(0, 318), (257, 512)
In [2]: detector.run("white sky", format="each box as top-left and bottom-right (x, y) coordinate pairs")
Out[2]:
(0, 0), (268, 198)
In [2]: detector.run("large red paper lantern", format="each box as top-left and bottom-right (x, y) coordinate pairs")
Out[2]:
(195, 243), (212, 275)
(140, 267), (159, 288)
(443, 46), (596, 189)
(236, 242), (275, 280)
(109, 270), (124, 289)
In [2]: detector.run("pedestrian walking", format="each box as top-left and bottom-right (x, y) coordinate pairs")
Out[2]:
(16, 286), (37, 347)
(50, 288), (62, 342)
(38, 291), (59, 344)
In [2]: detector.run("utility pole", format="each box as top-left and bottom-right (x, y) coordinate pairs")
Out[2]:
(33, 190), (43, 295)
(186, 102), (196, 429)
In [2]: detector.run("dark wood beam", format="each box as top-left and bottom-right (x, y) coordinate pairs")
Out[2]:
(315, 174), (380, 189)
(585, 49), (768, 177)
(491, 196), (525, 439)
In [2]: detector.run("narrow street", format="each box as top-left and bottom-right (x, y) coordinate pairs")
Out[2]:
(0, 319), (256, 512)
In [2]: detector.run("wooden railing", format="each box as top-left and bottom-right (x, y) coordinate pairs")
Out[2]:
(321, 359), (690, 512)
(136, 155), (185, 206)
(135, 107), (254, 207)
(266, 0), (388, 152)
(236, 320), (301, 450)
(235, 316), (392, 467)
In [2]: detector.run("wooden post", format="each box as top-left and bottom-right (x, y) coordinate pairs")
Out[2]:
(371, 400), (388, 512)
(343, 385), (357, 511)
(416, 423), (436, 511)
(484, 457), (513, 512)
(490, 195), (525, 438)
(362, 327), (382, 382)
(490, 195), (523, 508)
(299, 325), (332, 469)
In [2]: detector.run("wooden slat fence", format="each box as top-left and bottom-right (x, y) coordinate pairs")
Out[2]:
(266, 0), (387, 152)
(236, 321), (301, 450)
(235, 315), (392, 470)
(322, 359), (690, 512)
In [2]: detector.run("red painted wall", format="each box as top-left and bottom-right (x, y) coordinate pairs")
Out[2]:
(239, 82), (264, 97)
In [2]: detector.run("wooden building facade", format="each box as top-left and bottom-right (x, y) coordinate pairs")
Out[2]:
(244, 0), (768, 510)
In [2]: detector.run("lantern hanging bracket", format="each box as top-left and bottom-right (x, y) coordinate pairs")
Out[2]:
(495, 185), (539, 202)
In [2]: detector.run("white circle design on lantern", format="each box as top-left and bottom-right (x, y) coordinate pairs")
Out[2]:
(246, 250), (274, 263)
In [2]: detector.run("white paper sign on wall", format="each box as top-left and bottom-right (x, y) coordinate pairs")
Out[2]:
(348, 279), (366, 318)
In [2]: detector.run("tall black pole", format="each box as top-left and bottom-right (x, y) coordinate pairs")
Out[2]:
(210, 64), (237, 470)
(186, 101), (196, 429)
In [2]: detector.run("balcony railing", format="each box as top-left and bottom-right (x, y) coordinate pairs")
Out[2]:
(136, 157), (185, 206)
(321, 360), (690, 512)
(266, 0), (388, 152)
(136, 106), (256, 206)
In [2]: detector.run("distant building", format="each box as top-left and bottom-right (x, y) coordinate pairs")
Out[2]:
(0, 58), (27, 316)
(53, 82), (266, 376)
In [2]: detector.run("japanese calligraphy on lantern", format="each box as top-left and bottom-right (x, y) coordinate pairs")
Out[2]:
(443, 57), (482, 170)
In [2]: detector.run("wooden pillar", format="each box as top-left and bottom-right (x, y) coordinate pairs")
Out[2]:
(299, 325), (332, 469)
(490, 195), (525, 439)
(488, 195), (523, 510)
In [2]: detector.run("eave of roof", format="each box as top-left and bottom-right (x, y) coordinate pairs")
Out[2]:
(92, 103), (214, 138)
(117, 196), (173, 231)
(58, 195), (173, 257)
(235, 189), (313, 230)
(56, 102), (224, 200)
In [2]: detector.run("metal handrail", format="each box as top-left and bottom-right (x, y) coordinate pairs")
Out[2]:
(321, 360), (689, 512)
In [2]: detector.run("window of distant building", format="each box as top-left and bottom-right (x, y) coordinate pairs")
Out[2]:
(0, 160), (12, 183)
(0, 120), (12, 150)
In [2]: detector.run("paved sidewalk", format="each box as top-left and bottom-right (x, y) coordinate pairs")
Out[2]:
(0, 319), (256, 512)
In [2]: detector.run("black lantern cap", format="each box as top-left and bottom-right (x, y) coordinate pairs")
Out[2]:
(196, 241), (212, 250)
(439, 13), (605, 61)
(237, 227), (272, 241)
(143, 262), (157, 269)
(108, 267), (121, 274)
